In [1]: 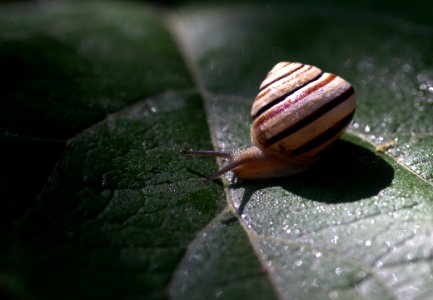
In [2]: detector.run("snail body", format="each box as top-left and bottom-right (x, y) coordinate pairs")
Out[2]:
(182, 61), (356, 181)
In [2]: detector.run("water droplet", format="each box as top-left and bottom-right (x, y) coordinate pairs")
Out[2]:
(403, 64), (412, 72)
(329, 290), (339, 299)
(405, 253), (415, 261)
(365, 240), (372, 247)
(311, 278), (319, 288)
(364, 125), (371, 133)
(416, 105), (425, 112)
(335, 267), (343, 276)
(331, 235), (339, 244)
(294, 260), (303, 268)
(417, 73), (426, 81)
(215, 289), (223, 297)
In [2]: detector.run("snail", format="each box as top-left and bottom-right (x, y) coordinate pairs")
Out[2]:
(181, 61), (356, 181)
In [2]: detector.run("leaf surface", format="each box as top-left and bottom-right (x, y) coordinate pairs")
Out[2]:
(1, 2), (433, 300)
(171, 4), (433, 299)
(0, 2), (276, 300)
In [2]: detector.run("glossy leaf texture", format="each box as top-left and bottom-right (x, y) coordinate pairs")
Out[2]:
(0, 2), (272, 300)
(1, 1), (433, 300)
(171, 3), (433, 300)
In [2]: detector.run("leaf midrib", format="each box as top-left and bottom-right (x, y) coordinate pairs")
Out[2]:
(166, 6), (433, 300)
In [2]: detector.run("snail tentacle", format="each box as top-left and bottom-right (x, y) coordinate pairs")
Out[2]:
(180, 150), (231, 159)
(181, 61), (356, 180)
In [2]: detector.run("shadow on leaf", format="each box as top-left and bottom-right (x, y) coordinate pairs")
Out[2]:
(231, 140), (394, 215)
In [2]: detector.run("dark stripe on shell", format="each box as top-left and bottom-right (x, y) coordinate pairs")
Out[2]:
(260, 64), (305, 91)
(265, 86), (355, 146)
(254, 73), (334, 125)
(252, 71), (324, 120)
(290, 110), (355, 156)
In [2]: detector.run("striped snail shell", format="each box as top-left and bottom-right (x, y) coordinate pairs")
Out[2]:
(181, 61), (356, 181)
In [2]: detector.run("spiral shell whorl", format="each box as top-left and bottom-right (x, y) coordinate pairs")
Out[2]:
(251, 61), (356, 160)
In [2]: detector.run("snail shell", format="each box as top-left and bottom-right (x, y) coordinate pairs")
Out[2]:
(181, 61), (356, 181)
(251, 61), (356, 161)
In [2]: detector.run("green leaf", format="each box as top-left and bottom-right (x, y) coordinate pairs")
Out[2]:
(170, 3), (433, 299)
(0, 0), (192, 224)
(173, 3), (433, 182)
(1, 1), (433, 300)
(170, 209), (277, 300)
(0, 2), (272, 300)
(7, 91), (227, 300)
